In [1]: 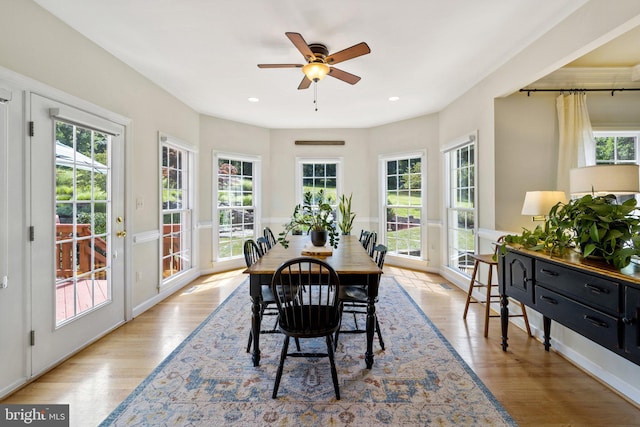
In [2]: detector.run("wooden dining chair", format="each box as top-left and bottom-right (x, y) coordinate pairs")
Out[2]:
(363, 231), (377, 257)
(244, 239), (279, 352)
(271, 257), (342, 400)
(264, 227), (277, 248)
(256, 236), (271, 254)
(334, 243), (387, 351)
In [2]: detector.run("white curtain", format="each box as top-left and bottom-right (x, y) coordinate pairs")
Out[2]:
(556, 92), (596, 193)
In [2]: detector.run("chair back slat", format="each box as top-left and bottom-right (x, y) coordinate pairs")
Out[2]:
(363, 231), (377, 257)
(257, 236), (271, 254)
(243, 239), (262, 267)
(264, 227), (277, 248)
(272, 257), (340, 335)
(372, 243), (387, 269)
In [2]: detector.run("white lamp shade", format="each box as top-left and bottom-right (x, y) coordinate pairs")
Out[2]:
(521, 191), (568, 216)
(570, 165), (640, 196)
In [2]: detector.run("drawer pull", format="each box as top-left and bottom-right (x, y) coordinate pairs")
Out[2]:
(622, 316), (636, 325)
(539, 268), (559, 277)
(540, 295), (558, 305)
(584, 283), (610, 295)
(583, 315), (609, 328)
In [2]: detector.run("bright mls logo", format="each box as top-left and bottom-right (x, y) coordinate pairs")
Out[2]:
(0, 404), (69, 426)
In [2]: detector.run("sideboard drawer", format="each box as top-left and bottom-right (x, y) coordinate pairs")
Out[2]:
(536, 260), (620, 315)
(536, 286), (619, 349)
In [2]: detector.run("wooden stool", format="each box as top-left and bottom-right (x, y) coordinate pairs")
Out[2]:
(463, 252), (532, 338)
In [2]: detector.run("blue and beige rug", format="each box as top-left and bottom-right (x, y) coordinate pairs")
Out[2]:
(100, 277), (517, 426)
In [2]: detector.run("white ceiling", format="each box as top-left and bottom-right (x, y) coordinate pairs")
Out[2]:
(34, 0), (592, 129)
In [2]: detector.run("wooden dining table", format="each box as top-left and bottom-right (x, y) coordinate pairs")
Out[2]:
(243, 234), (383, 369)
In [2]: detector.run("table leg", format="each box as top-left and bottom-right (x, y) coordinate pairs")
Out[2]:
(500, 294), (509, 351)
(365, 298), (375, 369)
(251, 295), (262, 367)
(543, 316), (551, 351)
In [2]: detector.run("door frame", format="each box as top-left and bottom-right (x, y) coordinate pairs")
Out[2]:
(25, 87), (133, 375)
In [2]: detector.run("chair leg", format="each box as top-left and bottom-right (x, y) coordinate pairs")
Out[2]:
(272, 335), (290, 399)
(246, 330), (253, 353)
(463, 260), (480, 319)
(326, 335), (341, 400)
(375, 316), (385, 350)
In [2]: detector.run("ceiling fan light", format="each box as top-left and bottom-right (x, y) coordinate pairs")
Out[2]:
(302, 62), (330, 82)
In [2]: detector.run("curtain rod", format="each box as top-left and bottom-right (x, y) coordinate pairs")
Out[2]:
(520, 88), (640, 96)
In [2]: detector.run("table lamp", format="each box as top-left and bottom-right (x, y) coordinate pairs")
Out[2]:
(521, 191), (568, 221)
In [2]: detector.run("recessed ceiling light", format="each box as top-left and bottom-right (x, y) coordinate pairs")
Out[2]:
(388, 96), (400, 102)
(248, 97), (259, 103)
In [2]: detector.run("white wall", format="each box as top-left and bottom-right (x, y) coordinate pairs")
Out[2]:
(368, 114), (441, 269)
(0, 0), (200, 396)
(198, 115), (271, 272)
(441, 0), (640, 405)
(1, 0), (640, 406)
(267, 129), (370, 234)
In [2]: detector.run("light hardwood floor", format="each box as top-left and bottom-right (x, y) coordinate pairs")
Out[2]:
(2, 266), (639, 426)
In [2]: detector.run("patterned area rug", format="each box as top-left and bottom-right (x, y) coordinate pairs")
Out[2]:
(100, 277), (517, 426)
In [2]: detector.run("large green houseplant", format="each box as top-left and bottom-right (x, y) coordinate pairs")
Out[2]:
(278, 189), (340, 249)
(503, 194), (640, 269)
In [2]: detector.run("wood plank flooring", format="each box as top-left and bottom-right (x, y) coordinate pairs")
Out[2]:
(2, 266), (639, 426)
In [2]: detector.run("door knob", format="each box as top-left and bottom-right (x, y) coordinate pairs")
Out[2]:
(116, 230), (127, 238)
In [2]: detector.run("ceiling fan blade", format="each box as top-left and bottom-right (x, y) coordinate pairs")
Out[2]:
(298, 76), (312, 90)
(286, 32), (316, 62)
(326, 42), (370, 65)
(328, 67), (361, 85)
(257, 63), (303, 69)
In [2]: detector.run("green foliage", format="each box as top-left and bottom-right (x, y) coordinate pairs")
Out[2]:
(77, 212), (107, 235)
(502, 194), (640, 269)
(337, 193), (356, 235)
(278, 189), (339, 249)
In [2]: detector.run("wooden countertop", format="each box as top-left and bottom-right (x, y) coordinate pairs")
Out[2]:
(506, 245), (640, 286)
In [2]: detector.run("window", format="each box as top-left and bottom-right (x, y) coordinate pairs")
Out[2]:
(445, 138), (476, 275)
(160, 137), (194, 281)
(216, 155), (258, 260)
(381, 153), (424, 258)
(298, 159), (340, 203)
(55, 120), (111, 323)
(594, 131), (639, 164)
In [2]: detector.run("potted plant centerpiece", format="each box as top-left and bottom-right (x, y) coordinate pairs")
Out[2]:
(338, 193), (356, 235)
(278, 189), (340, 248)
(503, 194), (640, 269)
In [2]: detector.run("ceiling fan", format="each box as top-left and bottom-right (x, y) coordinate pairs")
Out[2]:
(258, 32), (371, 90)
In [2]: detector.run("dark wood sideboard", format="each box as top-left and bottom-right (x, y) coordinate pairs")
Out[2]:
(498, 247), (640, 366)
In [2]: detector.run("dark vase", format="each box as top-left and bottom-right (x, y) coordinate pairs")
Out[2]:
(310, 230), (328, 247)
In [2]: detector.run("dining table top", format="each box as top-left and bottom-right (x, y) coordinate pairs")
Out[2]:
(243, 234), (382, 276)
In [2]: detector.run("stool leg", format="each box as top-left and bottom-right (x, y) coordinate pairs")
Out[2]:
(520, 302), (532, 337)
(484, 264), (494, 337)
(463, 260), (480, 319)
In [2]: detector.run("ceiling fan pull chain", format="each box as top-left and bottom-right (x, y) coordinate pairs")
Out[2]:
(314, 80), (319, 112)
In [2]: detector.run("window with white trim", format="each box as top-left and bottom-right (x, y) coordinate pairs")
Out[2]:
(444, 139), (476, 275)
(381, 153), (424, 258)
(594, 131), (639, 164)
(160, 137), (195, 281)
(216, 154), (259, 260)
(298, 159), (340, 203)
